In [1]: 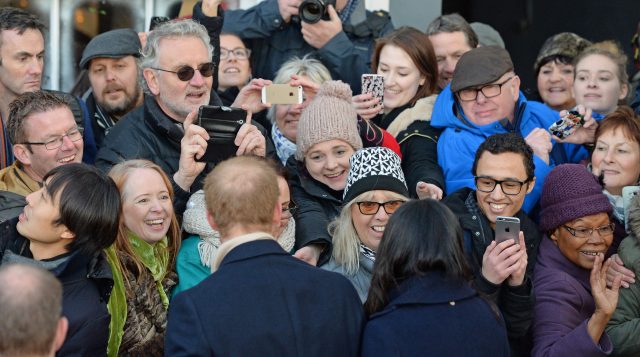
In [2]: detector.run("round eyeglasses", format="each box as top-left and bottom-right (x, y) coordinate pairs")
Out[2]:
(151, 62), (215, 81)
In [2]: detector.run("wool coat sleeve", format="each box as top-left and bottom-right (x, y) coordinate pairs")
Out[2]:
(165, 292), (211, 356)
(605, 238), (640, 357)
(532, 274), (612, 357)
(397, 121), (444, 197)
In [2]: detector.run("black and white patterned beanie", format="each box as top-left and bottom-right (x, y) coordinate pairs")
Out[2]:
(343, 147), (409, 203)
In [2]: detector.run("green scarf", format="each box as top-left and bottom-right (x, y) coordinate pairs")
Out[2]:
(105, 232), (170, 357)
(128, 231), (170, 307)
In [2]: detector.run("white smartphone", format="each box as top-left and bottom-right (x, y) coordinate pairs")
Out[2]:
(361, 74), (384, 103)
(495, 216), (520, 244)
(623, 186), (640, 232)
(261, 84), (303, 105)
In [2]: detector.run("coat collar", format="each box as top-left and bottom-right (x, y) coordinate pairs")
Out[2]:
(218, 239), (290, 269)
(372, 272), (477, 318)
(143, 95), (185, 144)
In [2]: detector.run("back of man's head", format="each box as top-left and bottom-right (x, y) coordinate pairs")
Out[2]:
(0, 7), (45, 42)
(7, 91), (71, 145)
(204, 156), (279, 237)
(426, 13), (478, 48)
(472, 133), (535, 181)
(0, 264), (67, 357)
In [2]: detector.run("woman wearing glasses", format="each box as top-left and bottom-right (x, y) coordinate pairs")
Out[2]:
(533, 164), (622, 357)
(322, 147), (410, 302)
(216, 33), (252, 106)
(173, 158), (296, 296)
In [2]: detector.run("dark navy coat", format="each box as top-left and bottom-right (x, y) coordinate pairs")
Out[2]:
(165, 239), (364, 356)
(361, 272), (510, 357)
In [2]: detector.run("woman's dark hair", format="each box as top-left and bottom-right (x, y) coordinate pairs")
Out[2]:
(44, 163), (121, 256)
(371, 26), (438, 107)
(364, 199), (470, 316)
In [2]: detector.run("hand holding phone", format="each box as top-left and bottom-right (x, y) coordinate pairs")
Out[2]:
(196, 105), (246, 163)
(549, 110), (585, 139)
(361, 74), (384, 105)
(495, 216), (520, 244)
(261, 84), (303, 105)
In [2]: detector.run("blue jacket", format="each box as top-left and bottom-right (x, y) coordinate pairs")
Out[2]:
(431, 84), (587, 212)
(165, 239), (364, 357)
(362, 272), (510, 357)
(222, 0), (393, 92)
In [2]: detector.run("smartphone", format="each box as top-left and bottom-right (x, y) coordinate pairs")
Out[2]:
(623, 186), (640, 232)
(495, 216), (520, 244)
(361, 74), (384, 103)
(196, 105), (246, 163)
(548, 110), (585, 139)
(261, 84), (303, 105)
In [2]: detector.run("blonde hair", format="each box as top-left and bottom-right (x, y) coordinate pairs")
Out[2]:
(203, 156), (279, 236)
(267, 55), (332, 124)
(574, 40), (629, 91)
(328, 190), (409, 275)
(108, 160), (181, 285)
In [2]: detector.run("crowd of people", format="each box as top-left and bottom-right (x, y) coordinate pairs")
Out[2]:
(1, 0), (640, 356)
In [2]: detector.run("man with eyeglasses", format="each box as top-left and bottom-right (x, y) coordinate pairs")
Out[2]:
(96, 16), (267, 216)
(0, 7), (96, 169)
(0, 91), (83, 220)
(443, 133), (541, 357)
(431, 45), (586, 212)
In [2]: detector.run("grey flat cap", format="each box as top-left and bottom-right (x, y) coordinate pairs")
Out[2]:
(451, 46), (514, 92)
(80, 28), (141, 69)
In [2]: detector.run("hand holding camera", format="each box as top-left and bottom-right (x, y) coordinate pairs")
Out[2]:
(300, 2), (342, 49)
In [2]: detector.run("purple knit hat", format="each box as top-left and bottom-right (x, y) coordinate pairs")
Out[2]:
(539, 164), (611, 232)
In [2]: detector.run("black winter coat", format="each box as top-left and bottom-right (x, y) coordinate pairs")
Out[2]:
(443, 188), (541, 357)
(286, 157), (342, 265)
(0, 218), (113, 357)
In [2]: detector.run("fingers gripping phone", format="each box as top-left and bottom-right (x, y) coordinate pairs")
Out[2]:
(495, 216), (520, 244)
(361, 74), (384, 103)
(261, 84), (303, 105)
(196, 105), (246, 163)
(548, 110), (585, 139)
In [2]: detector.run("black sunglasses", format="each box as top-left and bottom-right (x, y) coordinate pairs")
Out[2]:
(151, 62), (215, 81)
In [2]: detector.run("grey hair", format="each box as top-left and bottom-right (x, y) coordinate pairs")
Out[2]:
(426, 13), (478, 48)
(328, 190), (409, 275)
(138, 19), (213, 93)
(267, 55), (332, 124)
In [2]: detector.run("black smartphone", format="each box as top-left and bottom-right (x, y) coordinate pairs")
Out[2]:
(196, 105), (246, 163)
(495, 216), (520, 244)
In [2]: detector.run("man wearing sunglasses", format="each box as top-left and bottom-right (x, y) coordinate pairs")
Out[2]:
(431, 46), (590, 213)
(443, 133), (541, 357)
(0, 91), (83, 221)
(96, 16), (267, 216)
